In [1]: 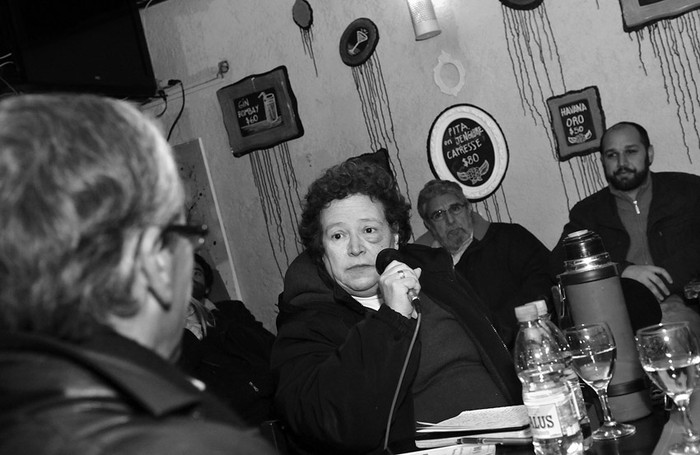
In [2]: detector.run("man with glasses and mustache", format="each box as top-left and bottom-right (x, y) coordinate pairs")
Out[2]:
(551, 122), (700, 324)
(417, 179), (553, 350)
(0, 94), (274, 455)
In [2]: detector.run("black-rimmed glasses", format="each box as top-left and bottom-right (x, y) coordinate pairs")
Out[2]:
(429, 202), (468, 222)
(162, 223), (208, 250)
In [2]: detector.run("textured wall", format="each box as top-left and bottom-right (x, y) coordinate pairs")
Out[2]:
(141, 0), (700, 331)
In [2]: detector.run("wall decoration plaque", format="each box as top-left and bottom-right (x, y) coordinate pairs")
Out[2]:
(547, 86), (606, 161)
(339, 17), (379, 67)
(499, 0), (543, 10)
(217, 66), (303, 157)
(428, 104), (509, 201)
(619, 0), (700, 32)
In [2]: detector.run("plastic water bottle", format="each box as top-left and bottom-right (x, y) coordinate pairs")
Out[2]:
(529, 300), (592, 451)
(514, 304), (583, 455)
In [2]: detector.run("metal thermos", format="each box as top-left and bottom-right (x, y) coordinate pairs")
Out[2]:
(557, 229), (652, 422)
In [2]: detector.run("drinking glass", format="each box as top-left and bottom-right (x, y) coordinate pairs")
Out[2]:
(564, 322), (637, 440)
(636, 322), (700, 454)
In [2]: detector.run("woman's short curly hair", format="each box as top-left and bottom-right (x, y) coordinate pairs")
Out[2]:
(299, 159), (412, 263)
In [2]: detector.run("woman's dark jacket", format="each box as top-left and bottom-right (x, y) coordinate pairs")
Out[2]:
(271, 243), (522, 455)
(0, 329), (276, 455)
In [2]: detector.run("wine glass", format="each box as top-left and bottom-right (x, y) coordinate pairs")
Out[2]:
(636, 322), (700, 454)
(564, 322), (637, 440)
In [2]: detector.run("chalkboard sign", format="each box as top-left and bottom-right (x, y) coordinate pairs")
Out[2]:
(428, 104), (509, 201)
(619, 0), (700, 32)
(234, 88), (282, 137)
(547, 86), (605, 161)
(217, 66), (303, 157)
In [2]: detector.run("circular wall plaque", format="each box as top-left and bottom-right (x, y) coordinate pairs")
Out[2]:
(427, 104), (509, 201)
(339, 18), (379, 67)
(499, 0), (543, 10)
(292, 0), (313, 29)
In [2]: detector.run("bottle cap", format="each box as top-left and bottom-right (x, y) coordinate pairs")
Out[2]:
(529, 300), (548, 317)
(514, 304), (538, 322)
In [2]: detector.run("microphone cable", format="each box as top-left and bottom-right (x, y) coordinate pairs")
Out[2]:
(382, 309), (421, 452)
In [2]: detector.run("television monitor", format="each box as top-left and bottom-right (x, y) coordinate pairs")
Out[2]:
(0, 0), (158, 100)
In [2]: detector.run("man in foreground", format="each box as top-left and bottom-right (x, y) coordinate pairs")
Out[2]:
(0, 94), (274, 454)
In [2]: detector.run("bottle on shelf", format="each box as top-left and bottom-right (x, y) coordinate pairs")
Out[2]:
(514, 303), (583, 455)
(529, 299), (592, 451)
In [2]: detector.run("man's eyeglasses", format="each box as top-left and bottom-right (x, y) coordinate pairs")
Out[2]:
(162, 223), (208, 250)
(429, 203), (468, 222)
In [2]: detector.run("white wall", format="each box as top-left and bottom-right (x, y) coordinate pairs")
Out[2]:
(141, 0), (700, 331)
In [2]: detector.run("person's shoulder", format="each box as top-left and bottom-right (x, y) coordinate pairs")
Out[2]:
(486, 223), (550, 254)
(400, 243), (452, 271)
(93, 418), (277, 455)
(490, 222), (543, 240)
(576, 185), (610, 205)
(565, 186), (611, 217)
(654, 171), (700, 187)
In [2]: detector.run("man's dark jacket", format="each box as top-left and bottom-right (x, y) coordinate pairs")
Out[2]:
(271, 244), (522, 455)
(455, 221), (554, 351)
(0, 329), (275, 455)
(550, 172), (700, 296)
(179, 299), (277, 426)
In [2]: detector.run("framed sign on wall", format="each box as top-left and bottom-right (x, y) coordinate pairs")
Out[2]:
(217, 66), (304, 157)
(427, 104), (509, 201)
(619, 0), (700, 32)
(547, 86), (606, 161)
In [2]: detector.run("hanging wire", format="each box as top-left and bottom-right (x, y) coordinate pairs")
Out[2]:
(166, 80), (184, 141)
(0, 60), (17, 94)
(154, 90), (168, 118)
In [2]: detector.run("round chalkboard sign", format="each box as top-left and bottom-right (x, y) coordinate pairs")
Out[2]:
(427, 104), (509, 201)
(499, 0), (543, 10)
(339, 18), (379, 67)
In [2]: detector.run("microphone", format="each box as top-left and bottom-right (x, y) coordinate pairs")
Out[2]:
(375, 248), (421, 312)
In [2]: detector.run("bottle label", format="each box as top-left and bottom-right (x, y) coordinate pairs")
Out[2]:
(523, 390), (580, 440)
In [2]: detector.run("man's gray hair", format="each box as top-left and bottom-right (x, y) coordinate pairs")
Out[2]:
(0, 94), (184, 340)
(417, 179), (469, 221)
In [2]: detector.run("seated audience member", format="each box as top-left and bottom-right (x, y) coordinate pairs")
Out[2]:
(271, 159), (522, 454)
(178, 254), (277, 426)
(0, 94), (274, 455)
(550, 122), (690, 330)
(416, 179), (554, 350)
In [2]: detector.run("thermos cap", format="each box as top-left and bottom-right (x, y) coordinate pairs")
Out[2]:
(563, 229), (606, 259)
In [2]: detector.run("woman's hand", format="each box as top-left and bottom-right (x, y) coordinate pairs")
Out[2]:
(378, 260), (422, 318)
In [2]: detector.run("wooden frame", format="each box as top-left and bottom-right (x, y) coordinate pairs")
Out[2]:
(217, 66), (304, 157)
(172, 138), (241, 300)
(427, 104), (509, 201)
(619, 0), (700, 32)
(547, 86), (606, 161)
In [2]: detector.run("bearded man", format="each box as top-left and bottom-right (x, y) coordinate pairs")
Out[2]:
(551, 122), (700, 319)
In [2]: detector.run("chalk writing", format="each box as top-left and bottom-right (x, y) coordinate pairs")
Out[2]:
(234, 88), (282, 137)
(441, 118), (494, 187)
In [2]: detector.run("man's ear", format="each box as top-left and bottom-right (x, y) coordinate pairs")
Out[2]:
(423, 218), (434, 234)
(138, 227), (175, 310)
(647, 144), (655, 166)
